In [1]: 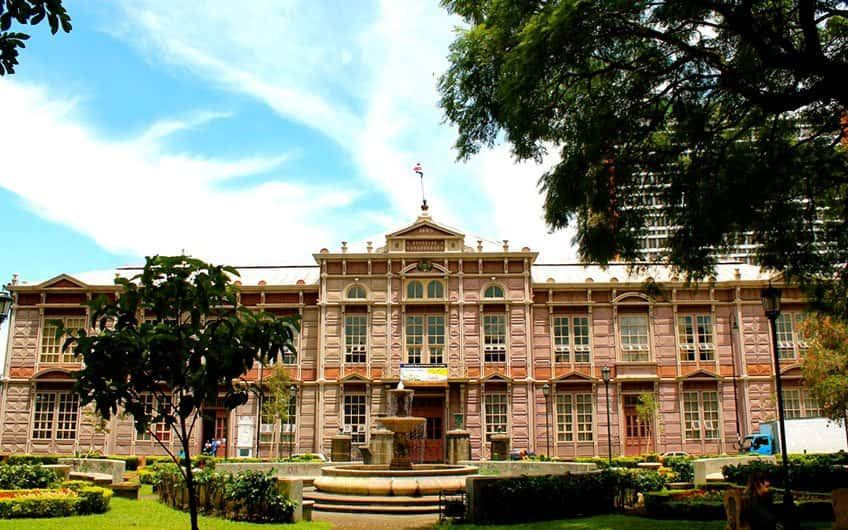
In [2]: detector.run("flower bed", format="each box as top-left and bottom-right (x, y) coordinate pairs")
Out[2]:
(0, 485), (112, 518)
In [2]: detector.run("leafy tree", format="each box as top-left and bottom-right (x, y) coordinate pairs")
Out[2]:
(800, 315), (848, 441)
(439, 0), (848, 314)
(635, 391), (657, 454)
(1, 0), (71, 75)
(258, 365), (295, 459)
(61, 255), (299, 530)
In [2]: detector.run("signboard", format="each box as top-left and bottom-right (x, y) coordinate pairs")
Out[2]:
(236, 415), (255, 448)
(400, 364), (448, 386)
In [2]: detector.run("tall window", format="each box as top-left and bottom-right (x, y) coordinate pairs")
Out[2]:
(678, 315), (715, 361)
(343, 394), (366, 444)
(553, 316), (591, 363)
(40, 316), (86, 363)
(426, 280), (444, 299)
(774, 313), (808, 360)
(406, 315), (445, 364)
(484, 285), (504, 298)
(556, 392), (594, 442)
(484, 393), (508, 439)
(136, 394), (171, 442)
(32, 391), (79, 440)
(483, 313), (506, 363)
(782, 388), (821, 419)
(619, 315), (650, 362)
(407, 281), (424, 299)
(683, 390), (720, 440)
(345, 314), (367, 363)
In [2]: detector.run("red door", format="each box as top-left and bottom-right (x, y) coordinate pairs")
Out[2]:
(411, 396), (444, 463)
(214, 411), (228, 457)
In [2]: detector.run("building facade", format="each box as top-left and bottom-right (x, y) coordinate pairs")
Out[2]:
(0, 208), (816, 460)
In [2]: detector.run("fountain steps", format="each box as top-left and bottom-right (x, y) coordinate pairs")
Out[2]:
(304, 491), (442, 514)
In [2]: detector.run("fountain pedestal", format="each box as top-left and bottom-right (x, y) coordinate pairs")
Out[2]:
(377, 388), (425, 470)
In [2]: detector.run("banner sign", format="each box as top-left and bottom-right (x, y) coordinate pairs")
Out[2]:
(400, 363), (448, 386)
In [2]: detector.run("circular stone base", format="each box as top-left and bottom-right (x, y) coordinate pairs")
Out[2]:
(314, 464), (478, 496)
(322, 464), (477, 477)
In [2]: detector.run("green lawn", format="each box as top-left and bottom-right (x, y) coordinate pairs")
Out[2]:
(437, 514), (726, 530)
(0, 485), (331, 530)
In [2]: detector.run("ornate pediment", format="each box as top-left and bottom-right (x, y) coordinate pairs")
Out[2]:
(38, 274), (87, 289)
(678, 368), (722, 381)
(552, 370), (599, 384)
(385, 214), (465, 253)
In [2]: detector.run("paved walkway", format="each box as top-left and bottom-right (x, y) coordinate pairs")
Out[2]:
(311, 511), (440, 530)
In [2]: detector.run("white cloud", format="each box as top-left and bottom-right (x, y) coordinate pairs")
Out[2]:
(5, 0), (579, 269)
(0, 80), (358, 266)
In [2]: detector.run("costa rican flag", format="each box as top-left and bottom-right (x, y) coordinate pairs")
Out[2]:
(413, 163), (423, 177)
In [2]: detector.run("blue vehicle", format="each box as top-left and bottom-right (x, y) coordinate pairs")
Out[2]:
(740, 423), (774, 455)
(741, 418), (847, 455)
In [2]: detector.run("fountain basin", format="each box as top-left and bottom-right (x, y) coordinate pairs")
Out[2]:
(322, 464), (477, 477)
(314, 464), (477, 496)
(377, 416), (426, 433)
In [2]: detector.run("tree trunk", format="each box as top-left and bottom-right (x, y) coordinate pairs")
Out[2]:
(180, 417), (199, 530)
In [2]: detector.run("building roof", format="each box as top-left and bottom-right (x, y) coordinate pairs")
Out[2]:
(531, 262), (772, 285)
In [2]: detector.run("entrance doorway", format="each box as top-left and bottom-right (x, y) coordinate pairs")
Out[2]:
(623, 395), (652, 456)
(202, 409), (229, 457)
(411, 396), (444, 462)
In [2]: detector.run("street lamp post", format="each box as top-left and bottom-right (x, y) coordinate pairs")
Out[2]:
(761, 284), (793, 516)
(288, 384), (298, 458)
(542, 383), (551, 457)
(602, 365), (613, 466)
(0, 289), (11, 326)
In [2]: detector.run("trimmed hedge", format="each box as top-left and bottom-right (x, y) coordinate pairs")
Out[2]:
(0, 465), (58, 490)
(723, 457), (848, 492)
(479, 469), (667, 524)
(0, 486), (112, 519)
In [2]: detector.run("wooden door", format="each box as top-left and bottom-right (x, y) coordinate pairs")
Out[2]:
(623, 395), (652, 456)
(411, 396), (444, 463)
(214, 411), (228, 457)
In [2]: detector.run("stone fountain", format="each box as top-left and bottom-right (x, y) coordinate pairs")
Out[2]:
(307, 383), (477, 514)
(377, 384), (425, 470)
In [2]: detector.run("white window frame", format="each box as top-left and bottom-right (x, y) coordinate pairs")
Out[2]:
(40, 315), (86, 364)
(405, 314), (446, 364)
(484, 393), (508, 440)
(343, 394), (367, 444)
(556, 391), (594, 442)
(344, 314), (368, 363)
(483, 313), (507, 363)
(553, 316), (591, 363)
(135, 393), (172, 442)
(774, 312), (808, 360)
(782, 388), (821, 419)
(619, 315), (651, 362)
(32, 391), (79, 441)
(678, 314), (715, 361)
(682, 390), (720, 441)
(405, 279), (445, 301)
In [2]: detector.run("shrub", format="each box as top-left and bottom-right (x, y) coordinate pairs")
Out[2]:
(4, 454), (62, 466)
(0, 486), (111, 519)
(665, 455), (695, 482)
(0, 465), (58, 490)
(137, 468), (156, 485)
(613, 468), (667, 507)
(224, 470), (295, 522)
(285, 453), (325, 463)
(0, 491), (78, 519)
(76, 486), (113, 514)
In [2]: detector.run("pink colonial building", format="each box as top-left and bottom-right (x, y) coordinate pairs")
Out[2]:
(0, 208), (816, 460)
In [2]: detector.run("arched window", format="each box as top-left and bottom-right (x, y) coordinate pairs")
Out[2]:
(484, 284), (504, 298)
(407, 281), (423, 299)
(427, 280), (444, 299)
(347, 286), (366, 299)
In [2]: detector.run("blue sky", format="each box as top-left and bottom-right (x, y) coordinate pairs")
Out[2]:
(0, 0), (579, 296)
